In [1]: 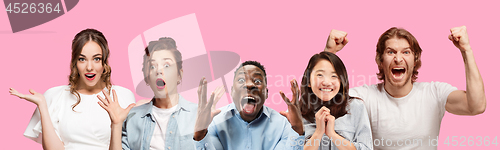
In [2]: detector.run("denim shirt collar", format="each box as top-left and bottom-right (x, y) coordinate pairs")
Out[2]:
(138, 95), (193, 119)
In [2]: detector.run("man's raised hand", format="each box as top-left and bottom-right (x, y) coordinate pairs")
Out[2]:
(279, 79), (304, 135)
(449, 26), (472, 52)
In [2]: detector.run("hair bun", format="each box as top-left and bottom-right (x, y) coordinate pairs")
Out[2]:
(158, 37), (177, 49)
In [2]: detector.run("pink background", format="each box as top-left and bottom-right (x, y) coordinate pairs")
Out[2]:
(1, 0), (499, 149)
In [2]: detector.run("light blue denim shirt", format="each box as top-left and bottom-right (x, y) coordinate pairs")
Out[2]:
(122, 95), (197, 150)
(194, 103), (305, 150)
(303, 99), (373, 150)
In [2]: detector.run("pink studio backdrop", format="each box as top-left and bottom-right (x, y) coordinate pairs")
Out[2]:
(1, 0), (498, 149)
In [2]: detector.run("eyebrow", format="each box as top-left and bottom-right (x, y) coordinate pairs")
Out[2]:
(236, 71), (264, 76)
(253, 72), (263, 77)
(79, 54), (102, 57)
(149, 58), (173, 62)
(314, 69), (336, 74)
(386, 47), (411, 50)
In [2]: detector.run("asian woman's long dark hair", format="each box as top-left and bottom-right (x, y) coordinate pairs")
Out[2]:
(300, 51), (353, 123)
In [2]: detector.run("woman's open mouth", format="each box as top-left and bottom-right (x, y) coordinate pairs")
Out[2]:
(156, 78), (166, 90)
(85, 73), (96, 81)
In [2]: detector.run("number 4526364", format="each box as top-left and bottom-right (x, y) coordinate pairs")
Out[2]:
(5, 3), (61, 14)
(444, 136), (498, 147)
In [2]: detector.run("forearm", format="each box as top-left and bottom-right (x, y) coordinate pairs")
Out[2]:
(304, 132), (322, 150)
(193, 129), (217, 150)
(291, 124), (304, 136)
(39, 103), (64, 150)
(193, 129), (207, 141)
(324, 47), (337, 54)
(109, 123), (123, 150)
(328, 133), (356, 150)
(461, 49), (486, 114)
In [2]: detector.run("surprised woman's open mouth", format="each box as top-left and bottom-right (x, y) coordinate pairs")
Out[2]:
(156, 78), (166, 90)
(85, 73), (96, 81)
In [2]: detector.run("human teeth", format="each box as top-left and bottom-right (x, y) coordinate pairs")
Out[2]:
(244, 97), (255, 100)
(320, 89), (332, 92)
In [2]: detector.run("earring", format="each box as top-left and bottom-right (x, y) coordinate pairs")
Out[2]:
(177, 81), (181, 85)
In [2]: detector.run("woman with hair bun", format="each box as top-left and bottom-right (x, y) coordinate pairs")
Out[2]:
(98, 37), (224, 150)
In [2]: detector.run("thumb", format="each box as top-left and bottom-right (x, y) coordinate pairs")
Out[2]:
(125, 103), (136, 112)
(211, 109), (221, 117)
(29, 89), (37, 95)
(279, 111), (288, 117)
(448, 34), (454, 41)
(343, 37), (349, 45)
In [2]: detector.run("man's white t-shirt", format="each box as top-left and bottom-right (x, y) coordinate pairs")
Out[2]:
(150, 104), (178, 150)
(350, 82), (457, 150)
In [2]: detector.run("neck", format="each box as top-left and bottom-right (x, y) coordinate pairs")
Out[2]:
(153, 93), (179, 109)
(312, 94), (340, 111)
(384, 81), (413, 98)
(240, 108), (263, 123)
(76, 81), (106, 95)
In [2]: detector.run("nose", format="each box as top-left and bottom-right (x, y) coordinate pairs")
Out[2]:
(86, 61), (93, 71)
(321, 77), (334, 86)
(243, 79), (257, 91)
(394, 53), (403, 63)
(155, 66), (163, 76)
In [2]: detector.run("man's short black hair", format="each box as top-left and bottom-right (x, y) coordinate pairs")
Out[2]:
(233, 60), (267, 83)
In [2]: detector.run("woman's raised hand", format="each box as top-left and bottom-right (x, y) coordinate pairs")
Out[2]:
(97, 89), (136, 125)
(9, 88), (46, 106)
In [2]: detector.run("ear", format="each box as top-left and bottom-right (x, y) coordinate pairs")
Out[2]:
(230, 86), (235, 99)
(375, 56), (383, 68)
(178, 69), (184, 82)
(307, 78), (311, 87)
(144, 76), (150, 86)
(376, 61), (384, 70)
(103, 64), (109, 74)
(265, 88), (269, 99)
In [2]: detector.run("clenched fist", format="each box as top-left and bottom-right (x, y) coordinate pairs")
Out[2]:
(448, 26), (472, 52)
(325, 29), (348, 54)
